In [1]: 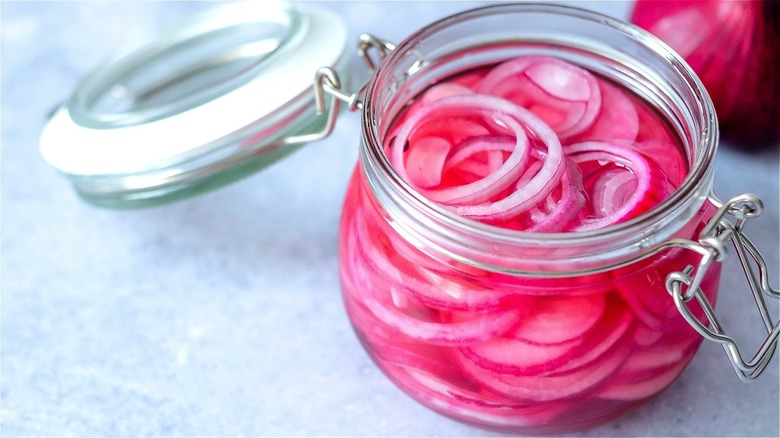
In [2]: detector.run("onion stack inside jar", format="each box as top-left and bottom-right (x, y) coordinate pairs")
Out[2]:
(339, 52), (719, 434)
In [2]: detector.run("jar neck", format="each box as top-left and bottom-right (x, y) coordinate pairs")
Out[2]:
(359, 3), (718, 276)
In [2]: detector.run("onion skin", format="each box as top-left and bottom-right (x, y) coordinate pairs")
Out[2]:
(631, 0), (780, 147)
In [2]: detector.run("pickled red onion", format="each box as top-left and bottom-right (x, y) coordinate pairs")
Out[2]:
(478, 56), (602, 139)
(443, 135), (515, 176)
(450, 108), (565, 220)
(507, 295), (606, 345)
(350, 234), (521, 345)
(453, 342), (631, 402)
(542, 309), (633, 376)
(341, 53), (701, 432)
(390, 94), (565, 218)
(387, 56), (682, 231)
(421, 83), (474, 104)
(573, 80), (639, 142)
(406, 136), (451, 188)
(566, 141), (653, 231)
(358, 285), (523, 346)
(397, 369), (572, 427)
(353, 210), (509, 312)
(430, 129), (530, 205)
(524, 161), (585, 233)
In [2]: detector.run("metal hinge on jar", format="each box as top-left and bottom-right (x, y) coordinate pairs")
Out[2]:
(665, 193), (779, 382)
(284, 34), (395, 145)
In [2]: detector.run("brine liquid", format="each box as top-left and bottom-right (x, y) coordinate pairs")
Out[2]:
(338, 56), (718, 433)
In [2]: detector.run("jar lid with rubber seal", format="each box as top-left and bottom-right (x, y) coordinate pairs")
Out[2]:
(40, 0), (349, 208)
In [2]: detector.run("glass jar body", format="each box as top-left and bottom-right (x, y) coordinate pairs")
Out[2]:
(339, 167), (719, 434)
(337, 4), (722, 434)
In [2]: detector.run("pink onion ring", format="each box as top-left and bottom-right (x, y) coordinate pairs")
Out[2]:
(352, 209), (510, 312)
(525, 161), (586, 232)
(478, 56), (602, 140)
(391, 99), (533, 206)
(390, 95), (566, 220)
(566, 141), (653, 231)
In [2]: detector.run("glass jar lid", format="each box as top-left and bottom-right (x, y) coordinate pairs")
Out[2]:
(39, 1), (348, 207)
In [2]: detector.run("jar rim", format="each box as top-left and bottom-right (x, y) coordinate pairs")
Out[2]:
(360, 2), (718, 272)
(67, 4), (302, 130)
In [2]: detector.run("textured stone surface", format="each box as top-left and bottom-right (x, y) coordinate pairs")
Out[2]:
(1, 1), (777, 436)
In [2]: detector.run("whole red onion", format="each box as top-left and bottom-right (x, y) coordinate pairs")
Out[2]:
(632, 0), (780, 147)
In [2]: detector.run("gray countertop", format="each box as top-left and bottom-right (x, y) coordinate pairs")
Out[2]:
(2, 1), (778, 436)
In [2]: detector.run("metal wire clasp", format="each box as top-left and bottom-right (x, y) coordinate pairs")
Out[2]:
(284, 34), (394, 145)
(357, 34), (396, 72)
(666, 193), (779, 382)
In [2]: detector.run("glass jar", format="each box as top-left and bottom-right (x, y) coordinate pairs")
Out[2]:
(337, 4), (774, 434)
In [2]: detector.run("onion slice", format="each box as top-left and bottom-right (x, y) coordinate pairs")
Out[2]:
(478, 56), (602, 139)
(572, 80), (639, 143)
(566, 141), (654, 231)
(390, 94), (566, 220)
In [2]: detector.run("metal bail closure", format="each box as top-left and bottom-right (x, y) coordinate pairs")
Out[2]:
(39, 1), (350, 208)
(665, 193), (779, 382)
(284, 33), (396, 146)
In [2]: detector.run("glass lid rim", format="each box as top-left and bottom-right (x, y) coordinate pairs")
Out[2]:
(66, 1), (305, 130)
(39, 1), (349, 178)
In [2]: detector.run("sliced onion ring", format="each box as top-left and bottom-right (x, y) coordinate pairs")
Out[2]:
(478, 56), (602, 139)
(390, 94), (566, 221)
(566, 141), (653, 231)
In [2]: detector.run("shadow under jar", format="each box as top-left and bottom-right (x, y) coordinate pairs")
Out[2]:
(338, 4), (726, 434)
